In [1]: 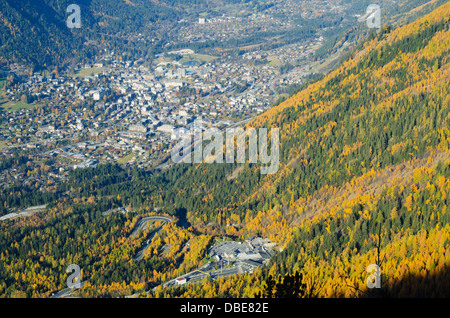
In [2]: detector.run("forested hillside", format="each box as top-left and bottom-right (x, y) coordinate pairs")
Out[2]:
(1, 0), (447, 70)
(0, 0), (87, 69)
(148, 1), (450, 297)
(0, 1), (449, 298)
(0, 0), (251, 69)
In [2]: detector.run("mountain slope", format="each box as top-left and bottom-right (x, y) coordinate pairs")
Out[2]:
(152, 1), (450, 297)
(1, 0), (446, 70)
(0, 1), (449, 298)
(0, 0), (251, 69)
(0, 0), (87, 68)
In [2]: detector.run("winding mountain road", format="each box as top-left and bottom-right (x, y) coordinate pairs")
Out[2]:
(50, 214), (172, 298)
(130, 216), (173, 261)
(129, 216), (172, 238)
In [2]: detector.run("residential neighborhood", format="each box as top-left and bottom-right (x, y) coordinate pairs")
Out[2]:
(0, 20), (327, 191)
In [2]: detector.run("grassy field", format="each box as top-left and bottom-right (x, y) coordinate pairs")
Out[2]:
(0, 76), (6, 99)
(117, 153), (136, 164)
(72, 67), (105, 78)
(0, 140), (8, 149)
(0, 99), (36, 111)
(268, 58), (281, 66)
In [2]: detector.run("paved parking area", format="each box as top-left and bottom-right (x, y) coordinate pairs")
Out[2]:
(209, 241), (252, 258)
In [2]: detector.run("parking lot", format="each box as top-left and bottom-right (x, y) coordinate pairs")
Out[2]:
(209, 241), (252, 259)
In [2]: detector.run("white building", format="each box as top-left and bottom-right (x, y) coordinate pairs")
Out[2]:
(165, 80), (184, 89)
(92, 90), (105, 101)
(157, 124), (175, 134)
(175, 277), (187, 285)
(171, 127), (190, 140)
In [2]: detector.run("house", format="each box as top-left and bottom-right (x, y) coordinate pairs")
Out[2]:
(157, 124), (174, 134)
(175, 277), (187, 285)
(93, 89), (105, 101)
(129, 124), (148, 133)
(171, 127), (189, 140)
(165, 80), (184, 89)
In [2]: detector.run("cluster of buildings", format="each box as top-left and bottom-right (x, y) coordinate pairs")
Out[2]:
(0, 0), (347, 198)
(209, 237), (276, 268)
(169, 237), (276, 287)
(0, 35), (320, 188)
